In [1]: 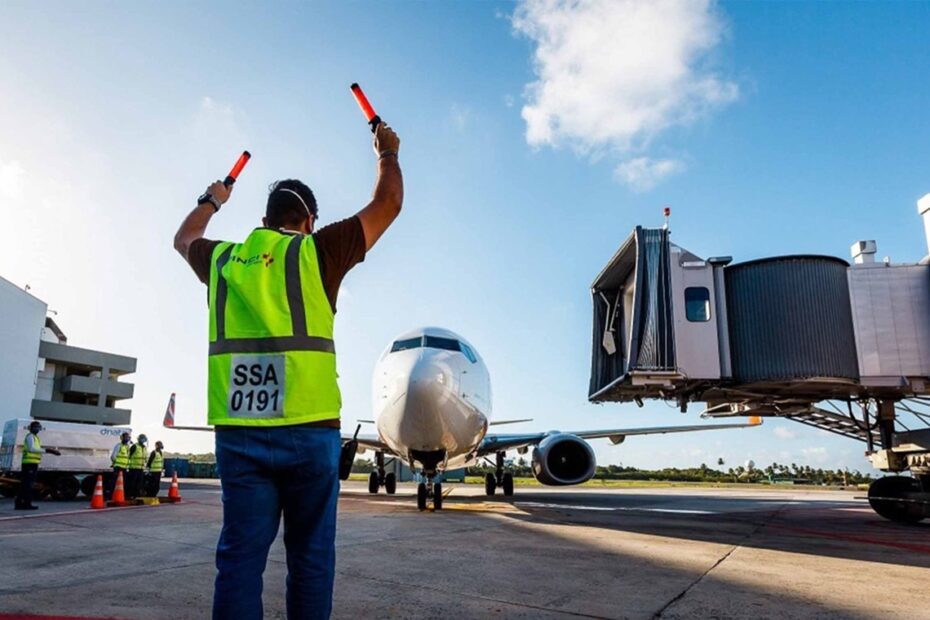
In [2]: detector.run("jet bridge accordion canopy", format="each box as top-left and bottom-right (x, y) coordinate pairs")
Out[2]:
(589, 226), (930, 406)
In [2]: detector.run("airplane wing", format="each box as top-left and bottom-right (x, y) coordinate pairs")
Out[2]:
(350, 434), (391, 452)
(163, 393), (390, 448)
(477, 417), (762, 456)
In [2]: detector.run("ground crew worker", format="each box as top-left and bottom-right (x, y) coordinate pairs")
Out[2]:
(146, 440), (165, 497)
(127, 434), (148, 499)
(174, 121), (402, 619)
(108, 432), (131, 498)
(16, 421), (61, 511)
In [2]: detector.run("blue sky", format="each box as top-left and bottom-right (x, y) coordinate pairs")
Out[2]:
(1, 1), (928, 472)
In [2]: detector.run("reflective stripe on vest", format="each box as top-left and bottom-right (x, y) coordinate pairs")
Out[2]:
(207, 229), (340, 426)
(129, 445), (147, 470)
(113, 443), (130, 469)
(150, 451), (164, 472)
(22, 434), (41, 466)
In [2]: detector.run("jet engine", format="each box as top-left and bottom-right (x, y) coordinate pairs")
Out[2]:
(531, 433), (596, 486)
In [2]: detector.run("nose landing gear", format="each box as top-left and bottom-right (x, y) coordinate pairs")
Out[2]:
(417, 475), (443, 511)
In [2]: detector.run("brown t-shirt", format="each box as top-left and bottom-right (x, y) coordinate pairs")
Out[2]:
(186, 216), (366, 313)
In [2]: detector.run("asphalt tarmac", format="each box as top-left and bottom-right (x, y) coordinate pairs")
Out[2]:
(0, 481), (927, 619)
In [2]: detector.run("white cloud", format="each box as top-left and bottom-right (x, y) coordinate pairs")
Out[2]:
(614, 157), (684, 192)
(802, 446), (830, 465)
(513, 0), (737, 189)
(773, 426), (799, 440)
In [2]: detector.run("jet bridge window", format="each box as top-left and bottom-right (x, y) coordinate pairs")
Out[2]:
(685, 287), (711, 322)
(390, 337), (422, 353)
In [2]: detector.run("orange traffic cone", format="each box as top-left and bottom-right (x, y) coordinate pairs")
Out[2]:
(167, 471), (182, 503)
(90, 475), (105, 509)
(109, 470), (129, 507)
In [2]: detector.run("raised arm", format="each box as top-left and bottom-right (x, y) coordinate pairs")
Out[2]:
(357, 123), (403, 251)
(173, 181), (232, 261)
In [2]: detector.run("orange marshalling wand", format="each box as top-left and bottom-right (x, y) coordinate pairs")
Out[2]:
(350, 83), (381, 133)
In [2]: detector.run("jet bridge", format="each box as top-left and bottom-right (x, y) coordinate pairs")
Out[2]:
(589, 198), (930, 523)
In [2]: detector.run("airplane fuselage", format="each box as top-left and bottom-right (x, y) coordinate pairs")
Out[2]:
(373, 327), (491, 472)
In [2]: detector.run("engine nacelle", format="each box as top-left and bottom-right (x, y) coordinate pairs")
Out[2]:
(531, 433), (596, 486)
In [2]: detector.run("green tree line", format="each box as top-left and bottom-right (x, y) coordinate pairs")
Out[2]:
(352, 457), (873, 486)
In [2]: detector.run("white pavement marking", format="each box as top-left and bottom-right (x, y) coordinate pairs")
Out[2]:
(0, 503), (173, 522)
(515, 501), (717, 515)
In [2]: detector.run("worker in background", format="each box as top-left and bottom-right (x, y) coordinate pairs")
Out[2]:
(127, 433), (148, 499)
(108, 431), (131, 498)
(174, 121), (402, 619)
(16, 421), (61, 510)
(146, 440), (165, 497)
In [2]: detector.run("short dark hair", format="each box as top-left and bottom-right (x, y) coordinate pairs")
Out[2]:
(266, 179), (318, 229)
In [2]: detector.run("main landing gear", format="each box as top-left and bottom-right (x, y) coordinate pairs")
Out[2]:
(367, 451), (397, 495)
(484, 451), (514, 497)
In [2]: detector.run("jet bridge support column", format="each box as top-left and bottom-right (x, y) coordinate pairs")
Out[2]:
(877, 400), (896, 451)
(867, 399), (930, 523)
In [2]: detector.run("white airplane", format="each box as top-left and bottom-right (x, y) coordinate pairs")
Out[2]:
(164, 326), (761, 511)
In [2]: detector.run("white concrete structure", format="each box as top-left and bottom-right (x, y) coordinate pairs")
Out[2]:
(0, 277), (47, 422)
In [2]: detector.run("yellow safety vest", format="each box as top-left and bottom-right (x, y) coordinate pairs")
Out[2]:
(207, 229), (340, 426)
(149, 451), (164, 473)
(113, 443), (130, 469)
(129, 444), (147, 470)
(22, 433), (42, 466)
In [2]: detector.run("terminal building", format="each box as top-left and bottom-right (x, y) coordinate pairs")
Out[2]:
(0, 276), (136, 427)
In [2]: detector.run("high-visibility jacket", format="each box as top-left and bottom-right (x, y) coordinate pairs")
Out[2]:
(149, 450), (164, 473)
(22, 433), (42, 466)
(129, 444), (147, 470)
(112, 443), (130, 469)
(207, 229), (340, 426)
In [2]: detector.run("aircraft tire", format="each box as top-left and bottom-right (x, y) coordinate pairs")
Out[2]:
(417, 482), (428, 511)
(485, 473), (496, 496)
(368, 472), (379, 494)
(385, 473), (397, 494)
(502, 473), (514, 497)
(433, 482), (443, 510)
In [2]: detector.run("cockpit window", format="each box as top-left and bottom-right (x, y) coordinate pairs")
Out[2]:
(390, 337), (422, 353)
(424, 336), (459, 352)
(391, 334), (477, 362)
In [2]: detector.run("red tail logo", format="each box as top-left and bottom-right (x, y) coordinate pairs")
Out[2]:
(163, 393), (176, 427)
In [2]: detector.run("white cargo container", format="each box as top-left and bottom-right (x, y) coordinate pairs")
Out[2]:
(0, 418), (131, 500)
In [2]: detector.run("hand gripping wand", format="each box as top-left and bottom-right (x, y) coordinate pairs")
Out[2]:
(350, 83), (381, 133)
(198, 150), (252, 208)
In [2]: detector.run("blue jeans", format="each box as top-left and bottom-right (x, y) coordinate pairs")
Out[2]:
(213, 426), (340, 620)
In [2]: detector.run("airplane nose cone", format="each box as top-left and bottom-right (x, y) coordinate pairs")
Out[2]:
(395, 357), (456, 450)
(408, 359), (454, 403)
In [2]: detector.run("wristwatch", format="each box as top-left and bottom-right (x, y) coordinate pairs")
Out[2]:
(197, 192), (222, 212)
